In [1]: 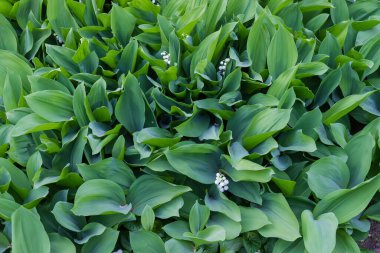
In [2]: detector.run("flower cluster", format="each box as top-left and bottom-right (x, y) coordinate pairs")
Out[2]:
(151, 0), (159, 6)
(215, 173), (229, 192)
(53, 33), (64, 45)
(161, 51), (171, 65)
(218, 58), (230, 76)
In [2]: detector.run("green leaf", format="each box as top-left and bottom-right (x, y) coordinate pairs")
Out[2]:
(222, 155), (274, 183)
(267, 66), (298, 99)
(115, 73), (145, 133)
(77, 158), (135, 189)
(12, 207), (50, 253)
(314, 68), (342, 107)
(72, 179), (131, 216)
(126, 175), (191, 215)
(258, 193), (301, 241)
(333, 230), (360, 253)
(25, 90), (74, 122)
(0, 197), (20, 220)
(323, 91), (375, 124)
(345, 134), (376, 187)
(130, 230), (166, 253)
(307, 156), (350, 199)
(135, 127), (181, 147)
(141, 205), (155, 231)
(278, 130), (317, 152)
(111, 5), (136, 46)
(81, 228), (119, 253)
(12, 113), (63, 137)
(47, 0), (78, 39)
(165, 143), (222, 184)
(205, 188), (241, 222)
(208, 213), (241, 240)
(46, 45), (79, 74)
(247, 11), (274, 73)
(189, 201), (210, 234)
(301, 210), (338, 253)
(267, 25), (298, 78)
(190, 30), (220, 77)
(165, 239), (194, 253)
(49, 233), (76, 253)
(3, 73), (22, 112)
(242, 108), (291, 149)
(0, 49), (33, 92)
(184, 225), (226, 247)
(331, 0), (349, 24)
(52, 201), (86, 232)
(313, 174), (380, 223)
(240, 206), (271, 233)
(29, 75), (70, 94)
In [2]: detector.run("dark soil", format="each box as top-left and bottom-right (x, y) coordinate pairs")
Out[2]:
(360, 221), (380, 253)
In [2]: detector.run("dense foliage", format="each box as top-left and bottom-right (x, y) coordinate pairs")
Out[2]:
(0, 0), (380, 252)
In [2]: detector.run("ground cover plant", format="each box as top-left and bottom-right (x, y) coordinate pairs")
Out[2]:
(0, 0), (380, 252)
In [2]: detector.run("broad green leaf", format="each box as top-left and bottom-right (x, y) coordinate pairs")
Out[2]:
(307, 156), (350, 199)
(0, 158), (30, 198)
(111, 5), (136, 46)
(323, 91), (375, 124)
(3, 73), (22, 112)
(72, 179), (131, 216)
(73, 83), (94, 127)
(77, 158), (135, 189)
(0, 197), (20, 220)
(49, 233), (76, 253)
(47, 0), (78, 39)
(165, 239), (194, 253)
(46, 44), (79, 74)
(301, 210), (338, 253)
(314, 68), (342, 106)
(267, 26), (298, 78)
(81, 228), (119, 253)
(183, 225), (226, 247)
(29, 75), (70, 94)
(189, 201), (210, 234)
(345, 134), (375, 187)
(135, 127), (181, 147)
(258, 193), (301, 241)
(208, 213), (241, 240)
(242, 108), (291, 149)
(25, 90), (74, 122)
(115, 73), (145, 133)
(12, 207), (50, 253)
(12, 113), (62, 137)
(247, 11), (274, 73)
(130, 230), (165, 253)
(222, 155), (274, 183)
(0, 49), (32, 92)
(278, 130), (317, 152)
(240, 206), (271, 233)
(332, 230), (360, 253)
(331, 0), (349, 24)
(267, 66), (298, 99)
(52, 201), (86, 232)
(126, 175), (191, 215)
(141, 205), (155, 231)
(190, 30), (220, 77)
(205, 188), (241, 222)
(165, 143), (222, 184)
(313, 174), (380, 223)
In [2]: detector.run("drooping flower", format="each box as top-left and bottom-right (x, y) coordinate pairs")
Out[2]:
(215, 172), (229, 192)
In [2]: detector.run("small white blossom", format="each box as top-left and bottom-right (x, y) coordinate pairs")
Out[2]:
(215, 172), (229, 192)
(218, 58), (231, 76)
(161, 51), (171, 65)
